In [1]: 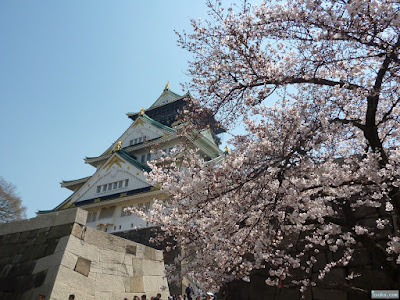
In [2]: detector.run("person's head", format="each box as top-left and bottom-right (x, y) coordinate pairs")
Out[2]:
(134, 297), (140, 300)
(141, 295), (147, 300)
(68, 295), (75, 300)
(157, 294), (161, 298)
(38, 295), (45, 300)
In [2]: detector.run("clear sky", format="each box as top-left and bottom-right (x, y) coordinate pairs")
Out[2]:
(0, 1), (213, 218)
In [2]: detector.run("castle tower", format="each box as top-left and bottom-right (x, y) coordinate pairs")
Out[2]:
(47, 84), (223, 236)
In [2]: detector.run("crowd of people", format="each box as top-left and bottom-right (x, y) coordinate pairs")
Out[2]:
(124, 287), (216, 300)
(37, 286), (215, 300)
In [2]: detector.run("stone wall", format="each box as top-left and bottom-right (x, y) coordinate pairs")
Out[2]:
(114, 227), (182, 296)
(218, 212), (399, 300)
(0, 208), (169, 300)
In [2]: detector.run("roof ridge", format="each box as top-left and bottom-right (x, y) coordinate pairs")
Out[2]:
(116, 149), (152, 172)
(141, 114), (177, 133)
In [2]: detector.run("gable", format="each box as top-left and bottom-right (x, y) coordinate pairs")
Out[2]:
(102, 116), (171, 155)
(66, 153), (151, 206)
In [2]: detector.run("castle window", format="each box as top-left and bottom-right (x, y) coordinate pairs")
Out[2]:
(129, 140), (133, 146)
(113, 182), (117, 189)
(121, 206), (131, 217)
(118, 181), (123, 188)
(125, 179), (129, 187)
(102, 185), (107, 192)
(87, 211), (97, 223)
(137, 201), (151, 211)
(147, 153), (151, 161)
(96, 186), (101, 193)
(108, 183), (112, 191)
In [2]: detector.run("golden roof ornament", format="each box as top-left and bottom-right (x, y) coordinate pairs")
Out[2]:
(114, 140), (122, 152)
(224, 146), (231, 155)
(164, 82), (170, 91)
(139, 107), (145, 115)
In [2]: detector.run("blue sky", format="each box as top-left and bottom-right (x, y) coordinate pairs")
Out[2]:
(0, 1), (214, 218)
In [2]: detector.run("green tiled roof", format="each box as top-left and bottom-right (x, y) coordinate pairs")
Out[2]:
(142, 114), (176, 133)
(117, 149), (152, 172)
(149, 88), (182, 109)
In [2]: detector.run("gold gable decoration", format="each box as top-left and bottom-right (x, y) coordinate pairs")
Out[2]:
(102, 155), (125, 172)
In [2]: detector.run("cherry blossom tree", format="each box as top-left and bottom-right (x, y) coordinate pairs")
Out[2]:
(133, 0), (400, 295)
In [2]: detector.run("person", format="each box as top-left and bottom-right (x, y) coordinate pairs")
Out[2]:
(141, 295), (147, 300)
(156, 293), (162, 300)
(68, 295), (75, 300)
(38, 295), (45, 300)
(185, 285), (193, 300)
(134, 297), (140, 300)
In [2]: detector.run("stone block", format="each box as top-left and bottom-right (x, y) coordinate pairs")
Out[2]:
(126, 245), (137, 255)
(48, 224), (73, 239)
(0, 276), (18, 292)
(8, 261), (36, 277)
(142, 259), (165, 276)
(144, 247), (157, 260)
(95, 273), (126, 292)
(74, 257), (91, 277)
(101, 262), (129, 276)
(0, 264), (12, 277)
(0, 244), (19, 258)
(88, 261), (103, 275)
(66, 235), (100, 262)
(71, 223), (86, 239)
(49, 281), (71, 300)
(44, 238), (60, 256)
(33, 270), (48, 287)
(61, 250), (78, 269)
(21, 244), (48, 261)
(95, 291), (112, 300)
(33, 231), (50, 245)
(130, 276), (144, 293)
(142, 275), (168, 292)
(100, 248), (125, 264)
(55, 265), (95, 295)
(11, 254), (23, 264)
(7, 232), (21, 244)
(33, 250), (64, 274)
(123, 253), (134, 265)
(84, 227), (138, 252)
(126, 264), (134, 277)
(21, 282), (53, 300)
(131, 258), (144, 276)
(17, 230), (30, 242)
(0, 208), (87, 236)
(55, 235), (70, 253)
(43, 266), (59, 285)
